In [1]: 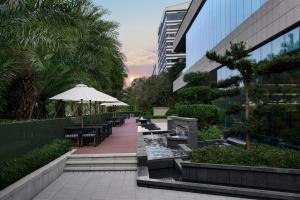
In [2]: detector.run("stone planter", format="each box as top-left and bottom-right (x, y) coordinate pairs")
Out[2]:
(181, 161), (300, 193)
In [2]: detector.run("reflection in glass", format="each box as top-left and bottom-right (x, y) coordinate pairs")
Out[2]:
(185, 0), (266, 70)
(285, 27), (300, 53)
(260, 43), (272, 60)
(251, 48), (261, 63)
(271, 35), (286, 56)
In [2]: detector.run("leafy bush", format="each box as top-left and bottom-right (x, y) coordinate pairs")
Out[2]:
(177, 86), (220, 104)
(191, 144), (300, 169)
(198, 126), (222, 141)
(0, 139), (71, 189)
(166, 108), (177, 116)
(175, 104), (221, 129)
(183, 72), (210, 86)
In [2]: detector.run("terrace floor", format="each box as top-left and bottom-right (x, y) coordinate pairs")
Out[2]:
(73, 118), (138, 154)
(33, 171), (250, 200)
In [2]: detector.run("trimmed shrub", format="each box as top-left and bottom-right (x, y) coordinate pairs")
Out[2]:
(0, 139), (71, 189)
(198, 126), (222, 141)
(177, 86), (220, 104)
(191, 144), (300, 169)
(166, 108), (177, 116)
(183, 72), (210, 86)
(175, 104), (221, 129)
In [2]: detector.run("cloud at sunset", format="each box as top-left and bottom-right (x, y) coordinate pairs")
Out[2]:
(124, 49), (156, 87)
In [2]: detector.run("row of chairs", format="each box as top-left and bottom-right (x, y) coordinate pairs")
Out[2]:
(64, 116), (126, 146)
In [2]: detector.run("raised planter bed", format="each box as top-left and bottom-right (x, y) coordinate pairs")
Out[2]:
(0, 150), (75, 200)
(181, 161), (300, 193)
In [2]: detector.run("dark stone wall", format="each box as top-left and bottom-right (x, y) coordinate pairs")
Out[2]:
(181, 162), (300, 193)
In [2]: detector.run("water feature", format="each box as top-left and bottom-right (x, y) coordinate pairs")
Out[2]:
(175, 125), (188, 138)
(143, 133), (187, 160)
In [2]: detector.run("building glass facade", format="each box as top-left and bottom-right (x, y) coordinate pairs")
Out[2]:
(217, 26), (300, 82)
(186, 0), (267, 70)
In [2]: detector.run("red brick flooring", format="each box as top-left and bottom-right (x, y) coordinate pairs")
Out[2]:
(73, 118), (138, 154)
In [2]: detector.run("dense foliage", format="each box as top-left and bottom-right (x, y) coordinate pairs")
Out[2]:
(175, 104), (221, 129)
(0, 0), (127, 120)
(191, 144), (300, 169)
(0, 139), (71, 189)
(125, 59), (185, 114)
(198, 126), (222, 141)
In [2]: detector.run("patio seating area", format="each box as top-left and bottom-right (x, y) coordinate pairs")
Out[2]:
(64, 115), (127, 147)
(73, 117), (138, 154)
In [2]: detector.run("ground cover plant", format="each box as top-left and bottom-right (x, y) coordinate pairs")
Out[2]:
(198, 126), (222, 141)
(191, 144), (300, 169)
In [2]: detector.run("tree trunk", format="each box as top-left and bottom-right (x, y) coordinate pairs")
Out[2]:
(245, 83), (251, 150)
(13, 66), (37, 119)
(55, 100), (65, 118)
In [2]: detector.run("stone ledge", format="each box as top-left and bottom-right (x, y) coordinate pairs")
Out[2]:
(178, 144), (192, 154)
(136, 166), (300, 200)
(180, 161), (300, 174)
(168, 116), (198, 122)
(0, 149), (75, 200)
(137, 133), (147, 166)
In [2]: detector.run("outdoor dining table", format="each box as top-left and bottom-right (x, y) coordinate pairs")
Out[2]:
(64, 126), (106, 146)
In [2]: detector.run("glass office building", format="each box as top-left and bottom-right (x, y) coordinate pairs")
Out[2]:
(186, 0), (267, 70)
(173, 0), (300, 91)
(157, 2), (189, 75)
(172, 0), (300, 138)
(218, 26), (300, 82)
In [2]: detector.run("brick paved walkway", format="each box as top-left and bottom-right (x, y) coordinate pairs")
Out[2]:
(73, 118), (138, 154)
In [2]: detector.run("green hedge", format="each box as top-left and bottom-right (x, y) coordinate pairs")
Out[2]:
(191, 144), (300, 169)
(166, 108), (177, 116)
(0, 113), (114, 161)
(198, 126), (222, 141)
(175, 104), (221, 129)
(0, 139), (71, 189)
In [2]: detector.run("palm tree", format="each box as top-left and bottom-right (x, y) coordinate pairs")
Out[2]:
(0, 0), (126, 119)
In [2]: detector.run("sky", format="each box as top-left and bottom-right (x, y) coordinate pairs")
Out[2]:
(93, 0), (188, 87)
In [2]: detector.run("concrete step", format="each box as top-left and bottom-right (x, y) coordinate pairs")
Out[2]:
(65, 161), (137, 168)
(64, 166), (137, 172)
(67, 153), (137, 162)
(65, 153), (137, 172)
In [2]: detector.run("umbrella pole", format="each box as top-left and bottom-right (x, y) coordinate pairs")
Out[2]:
(81, 99), (84, 128)
(89, 100), (92, 116)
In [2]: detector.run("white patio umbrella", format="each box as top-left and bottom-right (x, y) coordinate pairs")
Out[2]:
(101, 101), (129, 115)
(50, 84), (118, 127)
(50, 84), (118, 102)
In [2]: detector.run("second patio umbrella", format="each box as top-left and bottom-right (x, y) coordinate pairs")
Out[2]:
(50, 84), (117, 127)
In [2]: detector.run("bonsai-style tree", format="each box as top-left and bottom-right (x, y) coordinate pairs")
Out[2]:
(206, 42), (255, 150)
(207, 42), (300, 150)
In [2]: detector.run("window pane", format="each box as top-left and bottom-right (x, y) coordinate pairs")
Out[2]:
(244, 0), (252, 19)
(272, 35), (286, 56)
(285, 27), (300, 53)
(251, 48), (261, 63)
(261, 43), (272, 60)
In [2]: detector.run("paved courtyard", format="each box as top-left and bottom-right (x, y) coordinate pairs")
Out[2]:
(33, 171), (250, 200)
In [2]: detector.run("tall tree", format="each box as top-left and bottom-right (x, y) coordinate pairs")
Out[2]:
(0, 0), (126, 119)
(206, 42), (254, 150)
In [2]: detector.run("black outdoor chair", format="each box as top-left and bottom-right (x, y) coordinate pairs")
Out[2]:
(64, 127), (82, 146)
(81, 127), (99, 146)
